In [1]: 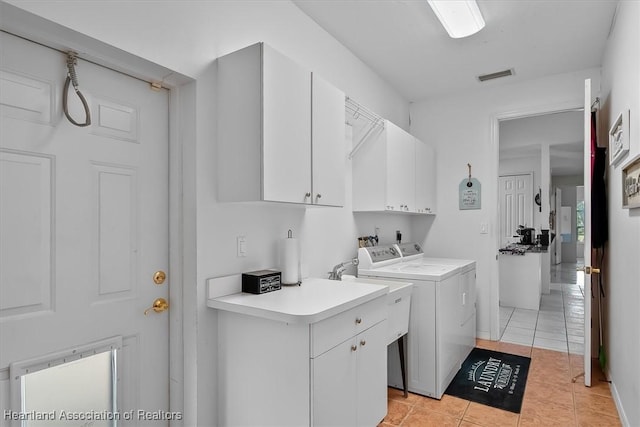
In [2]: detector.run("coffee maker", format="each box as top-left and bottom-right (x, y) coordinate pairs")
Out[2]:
(516, 226), (536, 245)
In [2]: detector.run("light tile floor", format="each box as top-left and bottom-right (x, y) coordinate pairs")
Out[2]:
(500, 262), (585, 354)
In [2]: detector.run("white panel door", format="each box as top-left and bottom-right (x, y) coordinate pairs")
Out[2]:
(262, 44), (312, 204)
(499, 174), (533, 247)
(311, 73), (345, 207)
(581, 79), (593, 387)
(0, 32), (169, 418)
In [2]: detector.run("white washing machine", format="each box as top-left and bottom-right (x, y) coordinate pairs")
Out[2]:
(358, 243), (476, 399)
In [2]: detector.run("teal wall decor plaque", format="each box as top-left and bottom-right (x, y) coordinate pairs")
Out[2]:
(459, 178), (481, 210)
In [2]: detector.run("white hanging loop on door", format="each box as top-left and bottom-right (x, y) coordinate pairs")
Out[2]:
(63, 52), (92, 127)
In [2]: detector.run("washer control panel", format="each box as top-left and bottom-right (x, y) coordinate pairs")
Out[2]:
(361, 245), (401, 264)
(397, 243), (423, 257)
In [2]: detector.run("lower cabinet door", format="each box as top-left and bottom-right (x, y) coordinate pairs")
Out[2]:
(312, 337), (358, 426)
(356, 320), (388, 427)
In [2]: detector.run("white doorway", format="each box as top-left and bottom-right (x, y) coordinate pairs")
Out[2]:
(493, 107), (584, 344)
(1, 31), (171, 421)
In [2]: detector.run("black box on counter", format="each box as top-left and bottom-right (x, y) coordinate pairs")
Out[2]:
(242, 269), (282, 294)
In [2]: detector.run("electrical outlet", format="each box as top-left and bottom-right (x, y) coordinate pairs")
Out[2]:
(237, 235), (247, 257)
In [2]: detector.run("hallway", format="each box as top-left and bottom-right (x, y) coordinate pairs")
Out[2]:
(499, 262), (585, 354)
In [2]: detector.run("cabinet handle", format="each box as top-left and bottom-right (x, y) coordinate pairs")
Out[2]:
(304, 192), (311, 199)
(316, 193), (322, 199)
(355, 317), (362, 325)
(360, 340), (366, 346)
(351, 345), (358, 352)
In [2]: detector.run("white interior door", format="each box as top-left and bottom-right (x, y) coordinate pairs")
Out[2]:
(499, 173), (533, 247)
(0, 32), (170, 417)
(581, 79), (593, 387)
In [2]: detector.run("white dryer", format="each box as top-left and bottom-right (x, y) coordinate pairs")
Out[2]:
(358, 243), (476, 399)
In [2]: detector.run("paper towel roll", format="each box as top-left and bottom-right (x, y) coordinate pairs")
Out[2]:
(280, 233), (300, 285)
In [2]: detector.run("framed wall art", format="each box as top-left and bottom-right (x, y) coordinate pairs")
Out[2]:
(609, 109), (630, 166)
(622, 153), (640, 209)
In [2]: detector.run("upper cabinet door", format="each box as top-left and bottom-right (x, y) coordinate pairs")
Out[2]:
(311, 73), (345, 207)
(386, 122), (415, 211)
(415, 138), (436, 214)
(262, 44), (312, 204)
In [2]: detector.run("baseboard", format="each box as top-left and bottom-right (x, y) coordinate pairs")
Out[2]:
(476, 330), (491, 340)
(608, 376), (630, 427)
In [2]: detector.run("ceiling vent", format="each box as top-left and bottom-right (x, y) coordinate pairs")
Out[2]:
(477, 69), (514, 82)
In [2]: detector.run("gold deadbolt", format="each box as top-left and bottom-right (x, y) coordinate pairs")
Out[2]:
(153, 271), (166, 285)
(577, 266), (601, 275)
(144, 298), (169, 315)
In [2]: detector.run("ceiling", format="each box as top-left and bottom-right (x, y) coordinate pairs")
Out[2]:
(293, 0), (618, 101)
(294, 0), (617, 177)
(500, 111), (584, 177)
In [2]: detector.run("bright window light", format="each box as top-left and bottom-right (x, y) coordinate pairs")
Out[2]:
(427, 0), (486, 39)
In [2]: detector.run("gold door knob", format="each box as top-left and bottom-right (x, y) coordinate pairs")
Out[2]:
(153, 271), (166, 285)
(576, 266), (601, 275)
(144, 298), (169, 315)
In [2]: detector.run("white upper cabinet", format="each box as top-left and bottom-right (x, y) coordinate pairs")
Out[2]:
(386, 122), (416, 212)
(312, 72), (346, 207)
(262, 44), (312, 204)
(415, 138), (437, 214)
(352, 120), (436, 214)
(217, 42), (345, 206)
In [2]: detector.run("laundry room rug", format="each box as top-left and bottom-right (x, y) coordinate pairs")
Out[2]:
(445, 347), (531, 413)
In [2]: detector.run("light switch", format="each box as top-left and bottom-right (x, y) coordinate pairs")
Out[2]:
(480, 223), (489, 234)
(237, 235), (247, 257)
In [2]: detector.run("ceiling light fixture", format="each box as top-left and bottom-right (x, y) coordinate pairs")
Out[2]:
(427, 0), (485, 39)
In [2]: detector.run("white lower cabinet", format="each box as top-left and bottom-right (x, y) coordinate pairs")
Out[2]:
(312, 320), (387, 427)
(217, 295), (388, 426)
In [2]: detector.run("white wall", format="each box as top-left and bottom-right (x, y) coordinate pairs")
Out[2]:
(2, 1), (413, 426)
(409, 68), (601, 341)
(552, 176), (585, 262)
(559, 186), (578, 263)
(600, 2), (640, 425)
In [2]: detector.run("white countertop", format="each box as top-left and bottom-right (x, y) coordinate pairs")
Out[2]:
(342, 275), (413, 295)
(207, 277), (389, 324)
